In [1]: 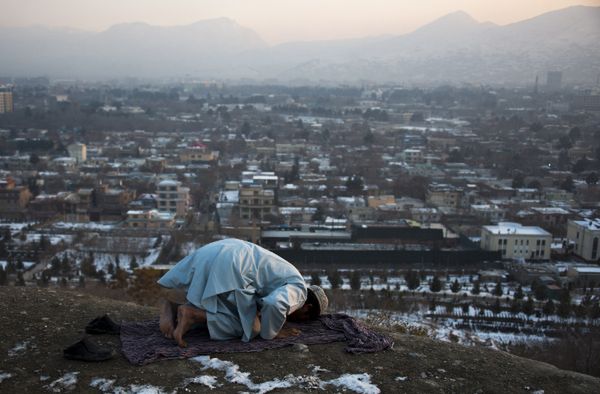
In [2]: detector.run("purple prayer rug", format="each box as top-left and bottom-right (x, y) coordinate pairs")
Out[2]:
(120, 313), (393, 365)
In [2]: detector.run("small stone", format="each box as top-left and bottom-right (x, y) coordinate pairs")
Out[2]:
(420, 372), (428, 379)
(292, 343), (309, 353)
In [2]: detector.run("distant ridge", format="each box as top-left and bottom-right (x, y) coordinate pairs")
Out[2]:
(0, 6), (598, 85)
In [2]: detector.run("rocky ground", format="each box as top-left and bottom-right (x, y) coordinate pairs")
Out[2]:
(0, 286), (598, 393)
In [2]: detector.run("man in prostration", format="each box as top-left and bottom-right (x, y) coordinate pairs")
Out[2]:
(157, 238), (328, 347)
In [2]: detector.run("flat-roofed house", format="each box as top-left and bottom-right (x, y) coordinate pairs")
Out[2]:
(481, 222), (552, 261)
(567, 219), (600, 262)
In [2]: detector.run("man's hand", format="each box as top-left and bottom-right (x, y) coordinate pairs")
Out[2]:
(275, 327), (301, 339)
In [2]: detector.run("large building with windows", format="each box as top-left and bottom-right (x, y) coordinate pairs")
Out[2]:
(156, 180), (190, 217)
(480, 222), (552, 261)
(567, 219), (600, 262)
(0, 87), (14, 113)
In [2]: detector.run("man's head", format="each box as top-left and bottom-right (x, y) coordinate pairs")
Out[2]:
(287, 285), (328, 322)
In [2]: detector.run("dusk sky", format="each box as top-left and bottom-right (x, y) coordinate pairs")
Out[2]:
(1, 0), (598, 44)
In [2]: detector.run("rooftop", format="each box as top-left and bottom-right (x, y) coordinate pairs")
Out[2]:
(483, 222), (551, 236)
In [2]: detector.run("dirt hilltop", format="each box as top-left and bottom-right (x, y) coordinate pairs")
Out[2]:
(0, 286), (598, 394)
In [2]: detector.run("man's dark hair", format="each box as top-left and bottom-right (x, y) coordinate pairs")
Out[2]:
(306, 288), (321, 320)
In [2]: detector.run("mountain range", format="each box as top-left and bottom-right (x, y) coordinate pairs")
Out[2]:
(0, 6), (598, 85)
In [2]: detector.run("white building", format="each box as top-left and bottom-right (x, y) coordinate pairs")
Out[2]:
(480, 222), (552, 261)
(567, 219), (600, 262)
(156, 180), (190, 217)
(402, 148), (424, 165)
(126, 209), (175, 229)
(67, 143), (87, 163)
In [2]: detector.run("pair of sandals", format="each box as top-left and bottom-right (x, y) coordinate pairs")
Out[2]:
(63, 315), (121, 362)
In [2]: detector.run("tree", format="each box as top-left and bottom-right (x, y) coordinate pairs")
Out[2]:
(16, 271), (25, 286)
(569, 127), (581, 142)
(328, 270), (342, 290)
(557, 150), (571, 171)
(512, 173), (525, 189)
(529, 122), (543, 133)
(429, 276), (442, 293)
(81, 255), (97, 277)
(560, 176), (574, 192)
(363, 130), (375, 145)
(523, 297), (535, 316)
(60, 256), (72, 276)
(573, 157), (590, 174)
(493, 281), (503, 297)
(510, 299), (521, 314)
(534, 284), (548, 301)
(450, 279), (461, 293)
(557, 289), (571, 318)
(543, 299), (555, 316)
(589, 302), (600, 320)
(471, 281), (481, 295)
(130, 256), (139, 271)
(0, 266), (6, 285)
(112, 267), (129, 289)
(514, 285), (524, 300)
(585, 172), (599, 185)
(310, 272), (322, 286)
(405, 270), (420, 290)
(350, 271), (362, 291)
(3, 227), (12, 242)
(492, 298), (502, 314)
(345, 175), (364, 195)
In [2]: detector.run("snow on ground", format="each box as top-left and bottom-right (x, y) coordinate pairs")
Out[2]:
(0, 222), (35, 234)
(323, 373), (380, 394)
(53, 222), (117, 231)
(192, 356), (380, 394)
(193, 355), (293, 394)
(183, 375), (220, 390)
(395, 376), (408, 382)
(46, 372), (78, 393)
(23, 233), (73, 245)
(0, 372), (13, 383)
(7, 340), (32, 357)
(90, 378), (169, 394)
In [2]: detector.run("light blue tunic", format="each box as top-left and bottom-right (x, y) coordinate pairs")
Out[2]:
(157, 239), (307, 342)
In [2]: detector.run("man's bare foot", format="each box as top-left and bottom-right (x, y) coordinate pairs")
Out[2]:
(172, 304), (207, 348)
(159, 298), (177, 339)
(275, 327), (301, 339)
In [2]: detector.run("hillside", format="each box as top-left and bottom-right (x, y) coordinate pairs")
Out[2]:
(0, 287), (598, 393)
(0, 6), (598, 84)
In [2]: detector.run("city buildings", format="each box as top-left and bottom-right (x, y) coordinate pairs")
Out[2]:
(480, 222), (552, 261)
(156, 180), (190, 217)
(0, 86), (13, 113)
(567, 219), (600, 262)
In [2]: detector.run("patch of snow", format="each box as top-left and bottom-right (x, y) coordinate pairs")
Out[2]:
(7, 341), (29, 356)
(0, 372), (13, 383)
(309, 364), (330, 374)
(192, 355), (292, 394)
(183, 375), (220, 390)
(90, 378), (115, 391)
(192, 356), (380, 394)
(90, 378), (169, 394)
(395, 376), (408, 382)
(53, 222), (116, 231)
(46, 372), (79, 392)
(322, 373), (380, 394)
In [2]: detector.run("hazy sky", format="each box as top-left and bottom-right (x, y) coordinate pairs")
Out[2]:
(1, 0), (598, 44)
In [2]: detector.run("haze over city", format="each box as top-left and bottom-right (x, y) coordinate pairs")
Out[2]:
(1, 0), (598, 43)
